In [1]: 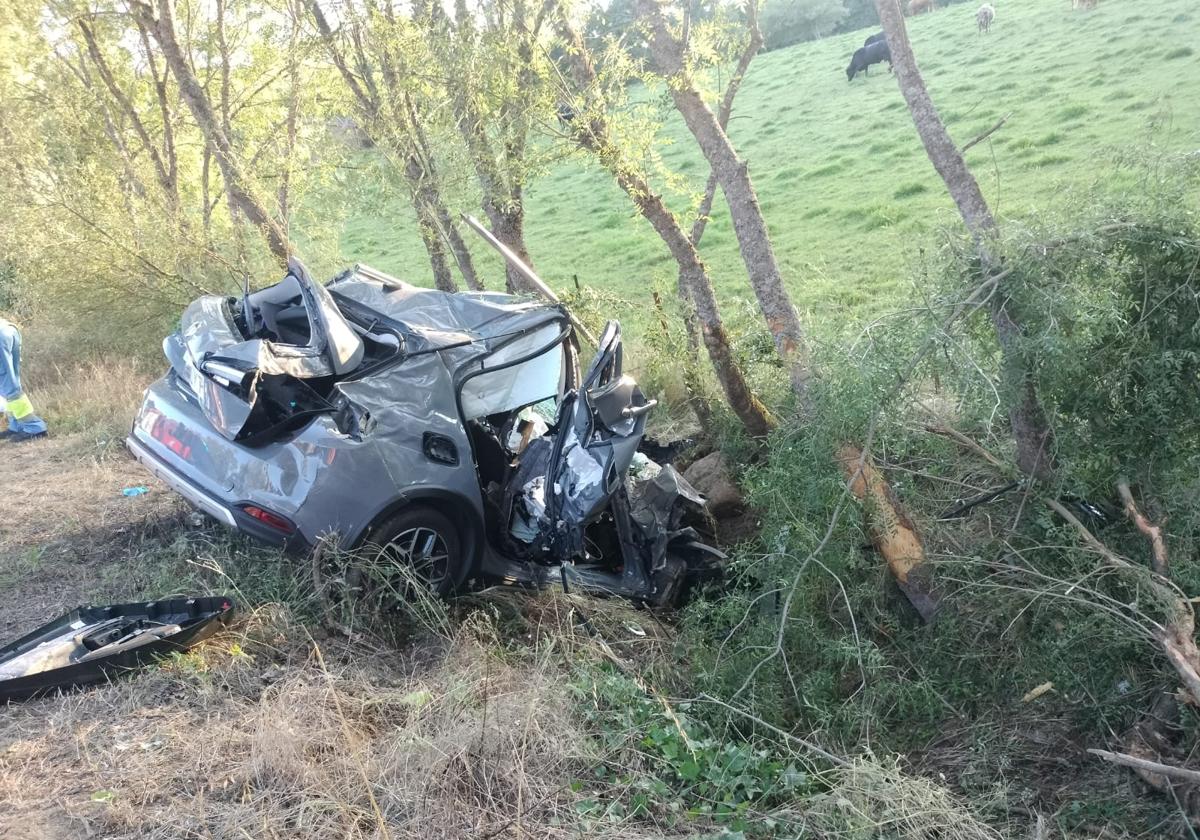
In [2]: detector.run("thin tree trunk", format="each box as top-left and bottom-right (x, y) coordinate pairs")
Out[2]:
(456, 98), (531, 293)
(77, 18), (178, 211)
(405, 92), (483, 291)
(437, 202), (484, 291)
(309, 0), (476, 291)
(201, 143), (213, 241)
(132, 0), (290, 266)
(215, 0), (232, 140)
(62, 51), (148, 204)
(277, 1), (301, 231)
(405, 153), (458, 292)
(874, 0), (1055, 480)
(558, 22), (774, 438)
(636, 0), (813, 408)
(447, 1), (535, 294)
(689, 1), (763, 248)
(136, 21), (179, 211)
(679, 2), (763, 431)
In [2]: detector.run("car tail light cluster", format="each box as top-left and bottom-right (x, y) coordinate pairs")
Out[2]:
(239, 504), (296, 534)
(149, 413), (193, 461)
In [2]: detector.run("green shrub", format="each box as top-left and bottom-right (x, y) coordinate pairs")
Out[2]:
(572, 667), (813, 832)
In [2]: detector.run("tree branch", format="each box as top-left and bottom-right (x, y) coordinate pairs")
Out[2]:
(1088, 748), (1200, 786)
(1117, 480), (1169, 577)
(961, 111), (1011, 153)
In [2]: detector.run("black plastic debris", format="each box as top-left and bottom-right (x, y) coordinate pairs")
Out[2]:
(0, 596), (235, 702)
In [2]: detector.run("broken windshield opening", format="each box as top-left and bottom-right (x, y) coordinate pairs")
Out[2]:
(458, 322), (569, 421)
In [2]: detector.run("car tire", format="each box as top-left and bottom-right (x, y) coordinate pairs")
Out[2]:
(362, 506), (465, 599)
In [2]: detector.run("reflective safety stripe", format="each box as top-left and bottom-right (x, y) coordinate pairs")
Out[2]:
(7, 394), (34, 419)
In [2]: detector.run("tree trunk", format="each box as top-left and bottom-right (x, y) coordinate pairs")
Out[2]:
(489, 199), (534, 295)
(447, 2), (536, 294)
(437, 202), (484, 291)
(456, 98), (532, 293)
(310, 0), (477, 291)
(875, 0), (1055, 481)
(77, 18), (178, 212)
(276, 1), (301, 231)
(136, 21), (178, 212)
(405, 92), (483, 291)
(558, 22), (774, 438)
(636, 0), (813, 409)
(838, 445), (940, 621)
(404, 153), (458, 292)
(689, 1), (763, 249)
(133, 0), (289, 267)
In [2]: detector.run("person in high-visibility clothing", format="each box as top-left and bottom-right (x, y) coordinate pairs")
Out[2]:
(0, 316), (49, 442)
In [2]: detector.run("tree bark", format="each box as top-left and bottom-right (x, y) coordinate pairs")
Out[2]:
(276, 1), (301, 231)
(405, 154), (458, 293)
(558, 22), (774, 438)
(309, 0), (476, 291)
(405, 92), (483, 291)
(446, 0), (539, 294)
(875, 0), (1055, 481)
(136, 20), (178, 211)
(132, 0), (289, 266)
(61, 50), (147, 204)
(1117, 480), (1169, 577)
(689, 1), (763, 249)
(77, 18), (178, 212)
(838, 445), (940, 621)
(636, 0), (813, 409)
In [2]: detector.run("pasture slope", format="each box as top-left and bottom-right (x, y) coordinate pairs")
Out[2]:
(329, 0), (1200, 341)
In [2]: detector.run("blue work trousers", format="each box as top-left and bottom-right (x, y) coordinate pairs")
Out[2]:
(0, 320), (49, 435)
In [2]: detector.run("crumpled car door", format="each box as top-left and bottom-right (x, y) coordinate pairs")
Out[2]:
(542, 320), (655, 556)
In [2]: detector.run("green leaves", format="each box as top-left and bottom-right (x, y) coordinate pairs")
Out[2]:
(572, 667), (814, 835)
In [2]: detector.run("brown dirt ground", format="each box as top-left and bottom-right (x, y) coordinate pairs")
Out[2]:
(0, 434), (185, 633)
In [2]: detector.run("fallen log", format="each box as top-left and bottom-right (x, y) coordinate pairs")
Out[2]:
(838, 445), (940, 622)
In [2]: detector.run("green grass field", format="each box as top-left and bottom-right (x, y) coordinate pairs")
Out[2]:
(314, 0), (1200, 343)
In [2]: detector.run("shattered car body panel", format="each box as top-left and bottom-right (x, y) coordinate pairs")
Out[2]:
(128, 255), (723, 605)
(0, 597), (235, 701)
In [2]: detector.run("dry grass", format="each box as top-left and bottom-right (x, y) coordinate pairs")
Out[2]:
(14, 320), (159, 441)
(784, 757), (1006, 840)
(0, 603), (665, 840)
(0, 372), (1014, 840)
(23, 355), (156, 441)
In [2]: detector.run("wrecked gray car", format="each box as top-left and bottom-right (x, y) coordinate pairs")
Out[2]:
(127, 254), (723, 606)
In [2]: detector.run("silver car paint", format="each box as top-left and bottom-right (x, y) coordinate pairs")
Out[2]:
(129, 267), (573, 576)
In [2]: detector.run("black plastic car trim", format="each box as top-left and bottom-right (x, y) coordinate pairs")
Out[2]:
(0, 597), (236, 702)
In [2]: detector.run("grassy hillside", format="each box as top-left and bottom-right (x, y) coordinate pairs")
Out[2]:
(317, 0), (1200, 342)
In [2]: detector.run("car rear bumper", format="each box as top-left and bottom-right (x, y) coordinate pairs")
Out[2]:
(126, 434), (310, 553)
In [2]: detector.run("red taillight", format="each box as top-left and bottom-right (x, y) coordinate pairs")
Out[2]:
(150, 415), (192, 461)
(240, 504), (296, 534)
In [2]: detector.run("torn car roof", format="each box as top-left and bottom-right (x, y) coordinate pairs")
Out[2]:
(328, 265), (567, 351)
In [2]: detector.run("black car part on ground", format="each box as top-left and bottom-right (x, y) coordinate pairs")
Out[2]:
(0, 596), (235, 702)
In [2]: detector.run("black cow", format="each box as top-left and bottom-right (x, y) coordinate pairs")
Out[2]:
(864, 31), (886, 47)
(846, 40), (892, 81)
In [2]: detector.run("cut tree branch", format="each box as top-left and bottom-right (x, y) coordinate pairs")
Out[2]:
(838, 444), (940, 621)
(1087, 748), (1200, 786)
(1117, 480), (1169, 577)
(1046, 497), (1200, 706)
